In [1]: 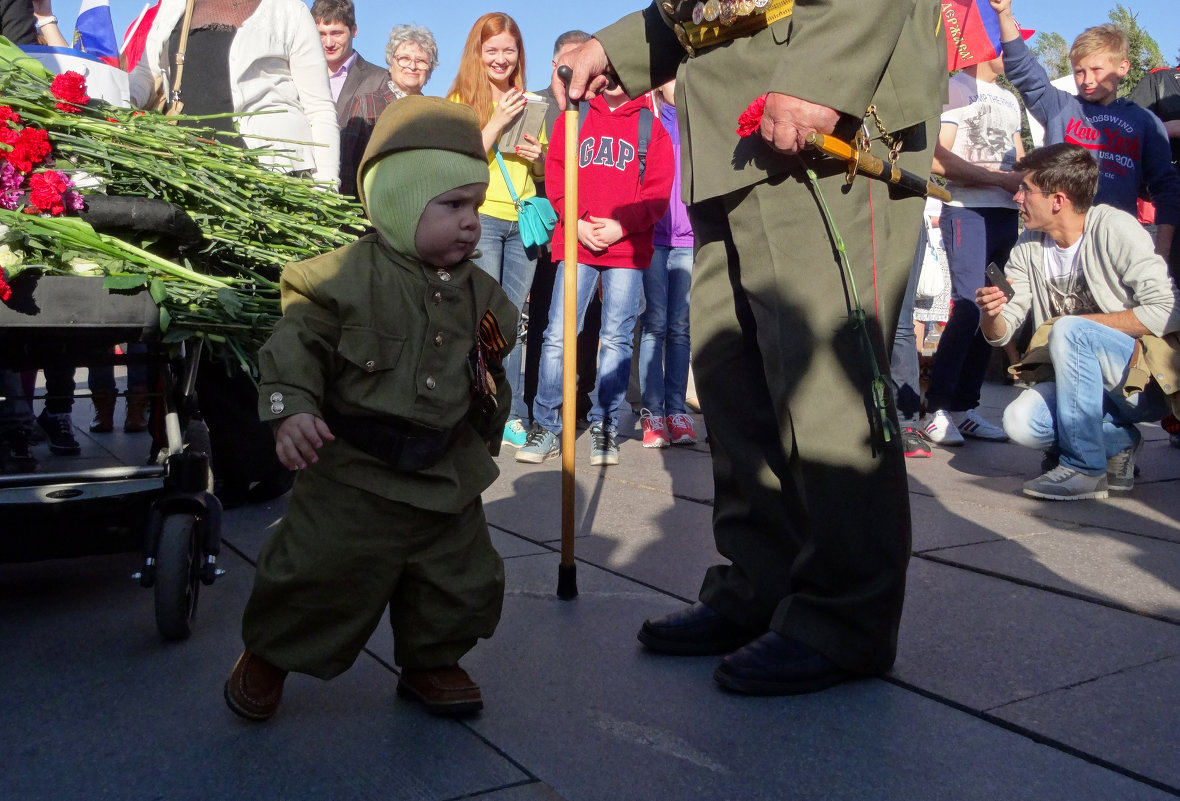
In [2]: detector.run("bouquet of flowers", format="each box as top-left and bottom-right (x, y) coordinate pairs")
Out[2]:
(0, 37), (368, 372)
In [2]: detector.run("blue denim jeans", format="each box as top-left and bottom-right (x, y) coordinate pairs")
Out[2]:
(1002, 316), (1170, 473)
(639, 245), (693, 416)
(0, 370), (28, 426)
(88, 344), (149, 391)
(473, 213), (537, 422)
(890, 227), (925, 421)
(533, 262), (644, 433)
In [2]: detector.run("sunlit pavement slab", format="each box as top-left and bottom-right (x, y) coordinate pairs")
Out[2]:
(1, 380), (1178, 799)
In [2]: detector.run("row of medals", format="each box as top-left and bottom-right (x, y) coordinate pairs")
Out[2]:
(689, 0), (771, 26)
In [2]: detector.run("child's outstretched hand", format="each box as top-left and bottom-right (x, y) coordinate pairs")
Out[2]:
(275, 413), (335, 470)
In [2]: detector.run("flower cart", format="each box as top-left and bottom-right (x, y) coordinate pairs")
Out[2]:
(0, 40), (367, 640)
(0, 271), (221, 641)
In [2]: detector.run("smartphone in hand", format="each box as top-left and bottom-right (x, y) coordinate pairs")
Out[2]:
(984, 261), (1014, 301)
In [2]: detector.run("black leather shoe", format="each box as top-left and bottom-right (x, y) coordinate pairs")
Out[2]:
(637, 603), (761, 656)
(714, 632), (855, 695)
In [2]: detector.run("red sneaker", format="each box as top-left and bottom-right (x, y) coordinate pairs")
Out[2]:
(667, 413), (697, 445)
(640, 409), (670, 448)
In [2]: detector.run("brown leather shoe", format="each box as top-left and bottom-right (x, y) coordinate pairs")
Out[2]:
(224, 650), (288, 721)
(396, 665), (483, 716)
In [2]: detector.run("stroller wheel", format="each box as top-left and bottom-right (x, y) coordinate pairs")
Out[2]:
(154, 513), (201, 640)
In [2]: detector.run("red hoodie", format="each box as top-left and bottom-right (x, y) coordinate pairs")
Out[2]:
(545, 93), (674, 270)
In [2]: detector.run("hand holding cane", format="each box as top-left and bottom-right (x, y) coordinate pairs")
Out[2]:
(556, 65), (578, 600)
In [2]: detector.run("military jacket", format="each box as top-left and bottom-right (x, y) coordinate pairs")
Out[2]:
(258, 235), (518, 513)
(595, 0), (948, 204)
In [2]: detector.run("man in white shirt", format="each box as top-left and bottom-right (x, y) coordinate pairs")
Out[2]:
(976, 144), (1180, 500)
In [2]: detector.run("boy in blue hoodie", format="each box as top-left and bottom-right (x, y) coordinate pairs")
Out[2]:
(991, 0), (1179, 262)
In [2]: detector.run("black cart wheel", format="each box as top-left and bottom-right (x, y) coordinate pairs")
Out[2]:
(184, 419), (215, 493)
(154, 513), (201, 641)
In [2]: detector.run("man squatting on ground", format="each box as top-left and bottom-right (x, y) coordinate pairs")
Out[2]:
(555, 0), (946, 694)
(224, 97), (518, 721)
(977, 144), (1180, 501)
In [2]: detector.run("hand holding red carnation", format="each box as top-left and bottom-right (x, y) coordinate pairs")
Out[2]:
(736, 95), (767, 138)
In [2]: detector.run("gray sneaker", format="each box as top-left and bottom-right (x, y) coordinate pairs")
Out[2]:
(1022, 464), (1109, 500)
(588, 421), (619, 466)
(1106, 438), (1143, 492)
(514, 424), (560, 464)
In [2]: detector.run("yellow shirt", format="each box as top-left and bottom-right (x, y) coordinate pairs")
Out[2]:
(450, 96), (546, 222)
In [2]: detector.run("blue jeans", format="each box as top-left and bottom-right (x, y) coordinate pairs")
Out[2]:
(1002, 317), (1170, 473)
(0, 370), (28, 426)
(890, 227), (925, 420)
(88, 344), (149, 391)
(639, 245), (693, 416)
(533, 262), (644, 433)
(473, 213), (537, 422)
(927, 206), (1018, 412)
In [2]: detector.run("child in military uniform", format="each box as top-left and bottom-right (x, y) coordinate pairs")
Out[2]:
(224, 96), (518, 721)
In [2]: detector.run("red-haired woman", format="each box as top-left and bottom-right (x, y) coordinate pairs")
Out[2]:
(448, 12), (543, 448)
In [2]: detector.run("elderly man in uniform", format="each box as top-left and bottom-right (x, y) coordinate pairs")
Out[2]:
(556, 0), (947, 694)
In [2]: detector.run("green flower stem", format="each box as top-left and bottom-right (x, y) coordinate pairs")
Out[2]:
(803, 168), (896, 450)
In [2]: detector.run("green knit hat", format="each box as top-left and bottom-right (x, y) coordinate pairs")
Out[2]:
(363, 149), (487, 258)
(357, 96), (488, 259)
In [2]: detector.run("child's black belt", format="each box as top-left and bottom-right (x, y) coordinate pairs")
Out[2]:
(322, 408), (463, 472)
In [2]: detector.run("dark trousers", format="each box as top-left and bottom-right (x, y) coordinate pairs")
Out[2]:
(926, 205), (1018, 412)
(195, 352), (285, 491)
(40, 366), (74, 414)
(687, 121), (932, 674)
(244, 467), (504, 677)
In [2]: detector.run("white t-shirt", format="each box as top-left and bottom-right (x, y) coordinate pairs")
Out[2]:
(942, 73), (1023, 209)
(1042, 235), (1098, 317)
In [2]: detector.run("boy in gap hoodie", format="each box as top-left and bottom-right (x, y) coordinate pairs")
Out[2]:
(516, 83), (673, 467)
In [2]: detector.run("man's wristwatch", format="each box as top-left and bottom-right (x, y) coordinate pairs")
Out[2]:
(35, 15), (59, 29)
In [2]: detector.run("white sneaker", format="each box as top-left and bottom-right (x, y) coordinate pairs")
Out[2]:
(922, 409), (964, 446)
(951, 409), (1008, 441)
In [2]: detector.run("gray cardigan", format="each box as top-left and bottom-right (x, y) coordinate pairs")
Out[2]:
(987, 204), (1180, 347)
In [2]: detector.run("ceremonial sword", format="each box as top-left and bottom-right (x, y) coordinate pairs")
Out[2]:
(805, 132), (951, 202)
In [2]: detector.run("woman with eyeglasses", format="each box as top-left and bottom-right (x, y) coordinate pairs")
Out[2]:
(447, 12), (544, 449)
(386, 24), (437, 98)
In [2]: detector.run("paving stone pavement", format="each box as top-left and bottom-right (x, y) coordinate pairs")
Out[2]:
(1, 381), (1178, 800)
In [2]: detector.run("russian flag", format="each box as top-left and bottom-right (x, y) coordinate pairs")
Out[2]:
(941, 1), (1035, 72)
(73, 0), (121, 68)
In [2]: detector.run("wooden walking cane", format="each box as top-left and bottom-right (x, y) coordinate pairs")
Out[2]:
(556, 66), (578, 600)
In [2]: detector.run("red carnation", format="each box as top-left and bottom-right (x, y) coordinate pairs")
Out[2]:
(0, 270), (11, 302)
(736, 94), (767, 138)
(0, 106), (20, 149)
(50, 71), (90, 113)
(5, 127), (51, 172)
(26, 170), (71, 215)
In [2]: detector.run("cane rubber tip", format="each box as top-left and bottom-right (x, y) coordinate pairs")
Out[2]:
(557, 563), (578, 600)
(556, 65), (573, 88)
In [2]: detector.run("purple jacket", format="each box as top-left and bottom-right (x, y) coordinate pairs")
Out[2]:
(652, 104), (694, 248)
